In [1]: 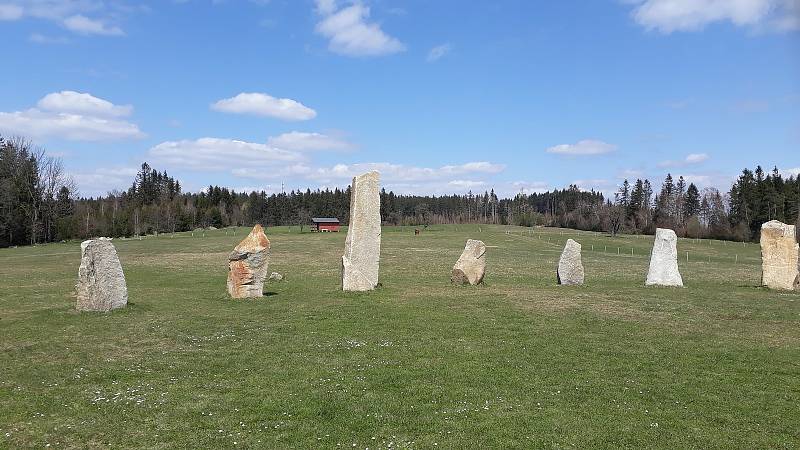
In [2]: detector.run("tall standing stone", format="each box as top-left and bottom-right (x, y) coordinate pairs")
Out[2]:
(646, 228), (683, 287)
(760, 220), (800, 291)
(76, 238), (128, 312)
(342, 171), (381, 291)
(227, 224), (271, 298)
(557, 239), (584, 285)
(452, 239), (486, 285)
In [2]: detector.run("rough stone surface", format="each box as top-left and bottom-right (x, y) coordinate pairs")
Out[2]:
(227, 224), (271, 298)
(76, 238), (128, 312)
(760, 220), (800, 291)
(557, 239), (584, 285)
(451, 239), (486, 285)
(646, 228), (683, 287)
(342, 171), (382, 291)
(268, 272), (284, 282)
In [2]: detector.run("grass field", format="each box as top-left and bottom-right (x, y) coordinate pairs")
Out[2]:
(1, 224), (798, 448)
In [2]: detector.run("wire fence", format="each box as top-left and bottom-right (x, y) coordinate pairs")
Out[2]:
(502, 228), (761, 266)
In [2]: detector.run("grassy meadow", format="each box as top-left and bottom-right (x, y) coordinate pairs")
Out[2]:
(0, 225), (798, 448)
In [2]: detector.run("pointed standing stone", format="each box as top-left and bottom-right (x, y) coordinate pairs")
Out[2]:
(342, 171), (381, 291)
(646, 228), (683, 287)
(76, 238), (128, 312)
(452, 239), (486, 285)
(760, 220), (800, 291)
(557, 239), (584, 285)
(227, 224), (271, 298)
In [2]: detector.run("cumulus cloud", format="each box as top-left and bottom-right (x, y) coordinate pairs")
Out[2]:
(231, 165), (314, 180)
(29, 33), (70, 44)
(572, 179), (613, 191)
(546, 139), (617, 156)
(266, 131), (354, 151)
(0, 3), (23, 20)
(628, 0), (800, 33)
(1, 1), (130, 36)
(38, 91), (132, 117)
(314, 0), (405, 57)
(511, 181), (551, 194)
(659, 153), (710, 167)
(63, 14), (123, 36)
(69, 166), (139, 197)
(0, 91), (143, 141)
(782, 167), (800, 177)
(211, 92), (317, 121)
(427, 43), (452, 62)
(306, 161), (505, 183)
(148, 138), (303, 171)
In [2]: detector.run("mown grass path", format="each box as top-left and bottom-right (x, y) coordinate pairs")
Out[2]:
(1, 225), (797, 448)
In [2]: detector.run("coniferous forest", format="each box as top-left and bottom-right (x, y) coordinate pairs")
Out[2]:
(1, 135), (798, 248)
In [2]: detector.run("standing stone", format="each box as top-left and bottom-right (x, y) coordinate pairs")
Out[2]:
(451, 239), (486, 285)
(76, 238), (128, 312)
(646, 228), (683, 287)
(760, 220), (800, 291)
(557, 239), (584, 285)
(227, 224), (271, 298)
(342, 171), (381, 291)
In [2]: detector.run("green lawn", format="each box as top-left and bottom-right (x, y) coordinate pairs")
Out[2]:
(1, 225), (798, 449)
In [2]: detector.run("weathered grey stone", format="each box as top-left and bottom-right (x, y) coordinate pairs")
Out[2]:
(646, 228), (683, 287)
(760, 220), (800, 291)
(268, 272), (284, 282)
(558, 239), (584, 285)
(76, 238), (128, 312)
(227, 224), (271, 298)
(342, 171), (382, 291)
(451, 239), (486, 285)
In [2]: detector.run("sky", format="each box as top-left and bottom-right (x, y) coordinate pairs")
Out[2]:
(0, 0), (798, 198)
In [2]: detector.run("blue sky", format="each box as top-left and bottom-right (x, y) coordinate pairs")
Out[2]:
(0, 0), (798, 197)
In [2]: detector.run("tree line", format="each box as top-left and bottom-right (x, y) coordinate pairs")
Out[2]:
(1, 135), (798, 247)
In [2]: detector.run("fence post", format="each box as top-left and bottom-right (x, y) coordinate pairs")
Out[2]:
(686, 251), (689, 262)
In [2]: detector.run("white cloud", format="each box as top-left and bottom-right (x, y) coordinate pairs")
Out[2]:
(448, 180), (486, 188)
(38, 91), (132, 117)
(70, 166), (139, 197)
(314, 1), (405, 57)
(306, 161), (505, 183)
(782, 167), (800, 177)
(266, 131), (353, 151)
(231, 165), (313, 180)
(685, 153), (710, 163)
(1, 1), (132, 36)
(0, 109), (144, 141)
(628, 0), (800, 33)
(680, 174), (712, 185)
(315, 0), (337, 15)
(617, 169), (646, 179)
(0, 91), (143, 141)
(427, 43), (452, 62)
(572, 179), (613, 191)
(511, 181), (551, 194)
(29, 33), (70, 44)
(211, 92), (316, 121)
(659, 153), (710, 167)
(546, 139), (617, 156)
(0, 3), (23, 20)
(149, 138), (303, 171)
(63, 14), (123, 36)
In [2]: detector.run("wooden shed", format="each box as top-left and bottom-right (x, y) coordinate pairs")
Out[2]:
(311, 217), (341, 232)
